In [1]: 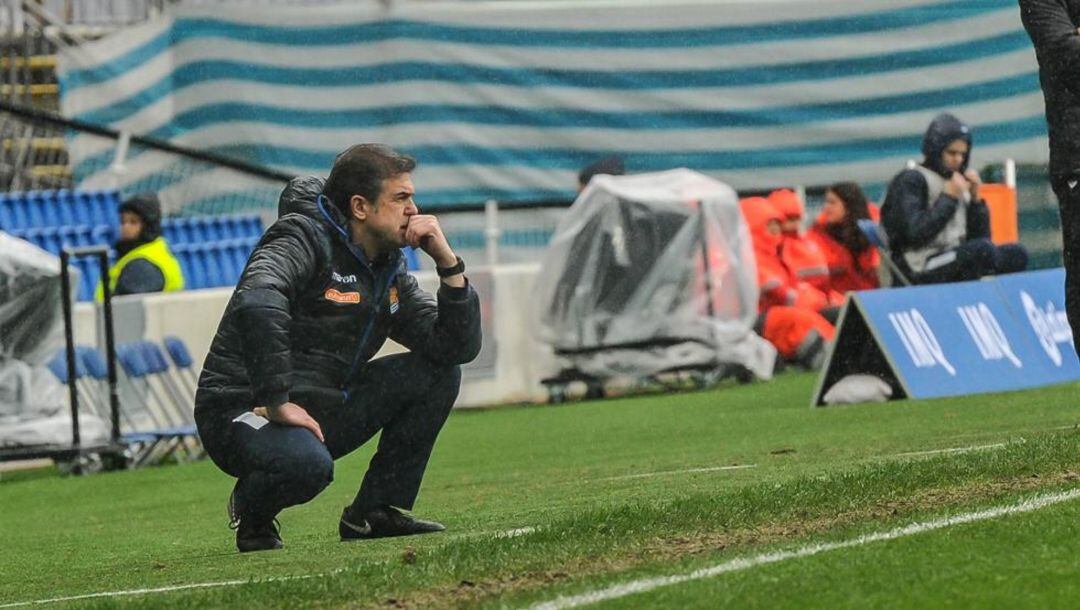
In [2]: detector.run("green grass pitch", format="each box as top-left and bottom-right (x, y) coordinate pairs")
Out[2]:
(3, 372), (1079, 609)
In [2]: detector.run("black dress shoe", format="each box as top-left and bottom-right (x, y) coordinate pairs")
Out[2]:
(339, 505), (445, 541)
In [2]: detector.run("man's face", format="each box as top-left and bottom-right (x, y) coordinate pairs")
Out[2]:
(941, 139), (969, 173)
(359, 173), (418, 252)
(119, 211), (144, 241)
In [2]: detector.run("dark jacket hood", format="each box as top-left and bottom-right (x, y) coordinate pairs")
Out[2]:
(921, 112), (972, 177)
(277, 175), (353, 237)
(119, 192), (162, 240)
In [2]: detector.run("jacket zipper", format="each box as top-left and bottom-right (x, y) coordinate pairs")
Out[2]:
(342, 268), (397, 401)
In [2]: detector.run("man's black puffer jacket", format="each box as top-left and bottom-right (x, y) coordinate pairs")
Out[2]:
(195, 176), (482, 412)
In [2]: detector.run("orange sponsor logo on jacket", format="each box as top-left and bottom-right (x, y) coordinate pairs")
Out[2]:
(325, 288), (361, 304)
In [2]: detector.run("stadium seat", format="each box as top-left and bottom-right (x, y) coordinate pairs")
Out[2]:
(0, 194), (14, 230)
(857, 219), (911, 287)
(91, 224), (113, 246)
(162, 336), (199, 394)
(46, 348), (88, 385)
(54, 190), (77, 226)
(8, 194), (30, 230)
(25, 191), (46, 228)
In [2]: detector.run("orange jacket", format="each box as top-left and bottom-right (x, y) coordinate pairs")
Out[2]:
(740, 197), (837, 313)
(806, 204), (882, 294)
(769, 188), (835, 295)
(761, 305), (836, 360)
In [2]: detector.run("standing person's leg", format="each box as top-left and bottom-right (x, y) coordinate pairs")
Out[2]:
(1053, 178), (1080, 353)
(195, 404), (334, 551)
(306, 352), (461, 537)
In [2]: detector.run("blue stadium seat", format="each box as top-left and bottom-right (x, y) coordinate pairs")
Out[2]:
(77, 347), (109, 381)
(54, 190), (76, 226)
(69, 190), (92, 225)
(116, 343), (151, 380)
(179, 220), (194, 244)
(206, 218), (227, 242)
(403, 247), (420, 270)
(0, 193), (14, 230)
(91, 224), (113, 246)
(242, 215), (264, 238)
(136, 341), (171, 375)
(40, 191), (63, 227)
(161, 220), (179, 244)
(47, 348), (88, 384)
(75, 191), (98, 227)
(177, 244), (207, 290)
(9, 194), (30, 230)
(203, 244), (225, 287)
(28, 227), (60, 254)
(25, 192), (47, 228)
(163, 337), (194, 369)
(58, 225), (93, 250)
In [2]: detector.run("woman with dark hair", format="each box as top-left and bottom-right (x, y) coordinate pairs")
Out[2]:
(807, 182), (881, 293)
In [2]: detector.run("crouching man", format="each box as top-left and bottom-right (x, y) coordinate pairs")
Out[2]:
(194, 144), (481, 552)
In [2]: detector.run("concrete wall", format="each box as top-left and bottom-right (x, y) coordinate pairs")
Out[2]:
(73, 264), (553, 408)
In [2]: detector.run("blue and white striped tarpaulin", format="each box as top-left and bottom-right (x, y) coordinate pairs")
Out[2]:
(57, 0), (1048, 212)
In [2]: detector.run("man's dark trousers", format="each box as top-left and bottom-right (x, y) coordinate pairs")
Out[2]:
(910, 239), (1029, 285)
(1054, 176), (1080, 358)
(195, 353), (462, 525)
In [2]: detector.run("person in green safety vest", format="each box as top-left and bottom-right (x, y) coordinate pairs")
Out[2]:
(95, 193), (184, 301)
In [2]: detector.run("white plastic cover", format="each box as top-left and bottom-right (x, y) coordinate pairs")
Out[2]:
(532, 169), (775, 380)
(0, 233), (74, 420)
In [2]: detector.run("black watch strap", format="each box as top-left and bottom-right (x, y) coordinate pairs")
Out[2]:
(436, 256), (465, 278)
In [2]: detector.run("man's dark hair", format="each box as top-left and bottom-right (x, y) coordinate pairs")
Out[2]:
(323, 144), (416, 216)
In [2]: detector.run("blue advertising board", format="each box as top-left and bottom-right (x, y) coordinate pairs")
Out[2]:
(813, 269), (1080, 406)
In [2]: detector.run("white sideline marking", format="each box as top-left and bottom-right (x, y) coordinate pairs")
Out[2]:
(600, 464), (757, 481)
(497, 526), (537, 538)
(525, 487), (1080, 610)
(891, 442), (1010, 458)
(0, 526), (536, 609)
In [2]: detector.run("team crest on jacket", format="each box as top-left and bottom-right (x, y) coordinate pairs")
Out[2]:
(389, 286), (399, 314)
(325, 288), (361, 304)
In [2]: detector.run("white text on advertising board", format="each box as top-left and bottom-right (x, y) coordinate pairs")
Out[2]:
(1021, 291), (1074, 367)
(957, 303), (1022, 368)
(888, 309), (956, 376)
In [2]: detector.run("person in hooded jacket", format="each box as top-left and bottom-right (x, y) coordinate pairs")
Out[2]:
(768, 188), (834, 296)
(95, 192), (184, 301)
(881, 113), (1028, 284)
(807, 182), (881, 294)
(1020, 0), (1080, 354)
(741, 197), (840, 317)
(194, 144), (482, 553)
(740, 197), (835, 368)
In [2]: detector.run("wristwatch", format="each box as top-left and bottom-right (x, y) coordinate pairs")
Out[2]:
(436, 256), (465, 278)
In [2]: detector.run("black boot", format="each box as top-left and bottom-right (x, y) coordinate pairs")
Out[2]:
(229, 485), (283, 553)
(339, 505), (444, 541)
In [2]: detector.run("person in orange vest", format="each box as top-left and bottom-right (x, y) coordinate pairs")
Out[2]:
(768, 188), (834, 295)
(740, 197), (835, 368)
(742, 197), (838, 315)
(807, 182), (881, 294)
